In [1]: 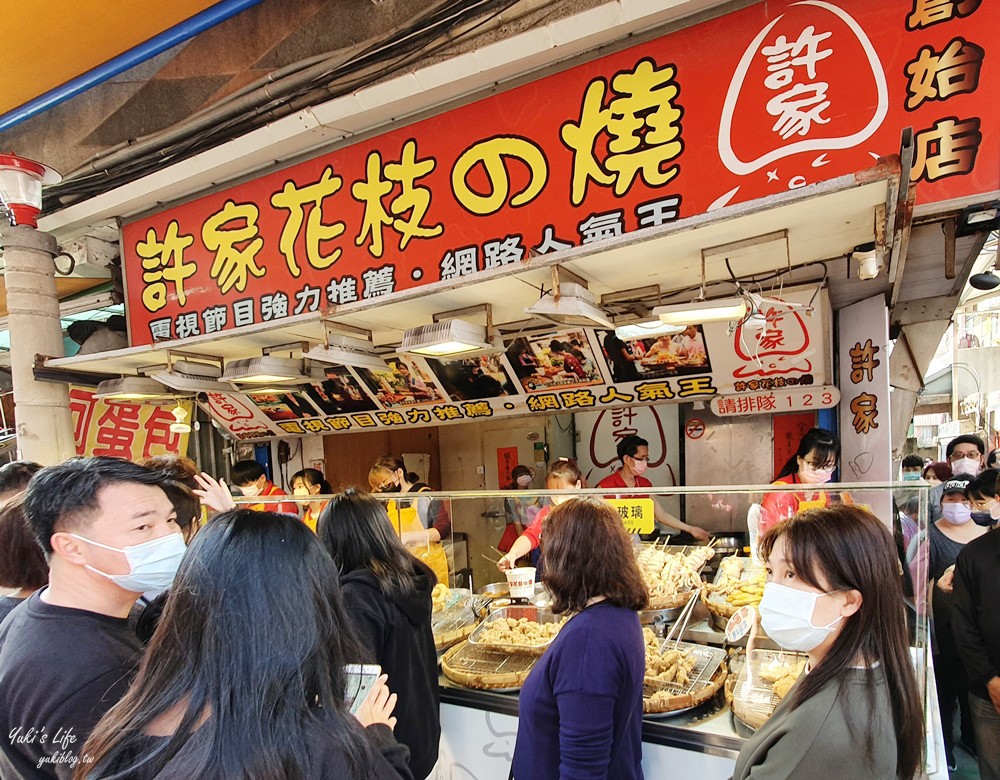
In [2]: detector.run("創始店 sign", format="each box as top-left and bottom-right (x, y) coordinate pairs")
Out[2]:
(201, 289), (832, 439)
(121, 0), (998, 347)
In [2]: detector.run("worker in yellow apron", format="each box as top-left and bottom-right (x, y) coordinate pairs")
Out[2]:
(370, 456), (450, 585)
(385, 492), (450, 585)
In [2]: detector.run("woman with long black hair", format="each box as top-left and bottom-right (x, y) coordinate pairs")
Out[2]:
(734, 505), (923, 779)
(77, 510), (412, 780)
(319, 490), (440, 780)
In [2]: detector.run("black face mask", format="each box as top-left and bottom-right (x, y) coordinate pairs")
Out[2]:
(379, 482), (402, 493)
(971, 511), (995, 527)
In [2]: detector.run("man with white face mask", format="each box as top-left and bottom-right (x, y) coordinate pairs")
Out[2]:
(597, 434), (710, 542)
(927, 435), (987, 523)
(0, 457), (181, 778)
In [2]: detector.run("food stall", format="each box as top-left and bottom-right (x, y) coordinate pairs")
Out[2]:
(248, 480), (941, 779)
(28, 0), (993, 775)
(401, 482), (941, 779)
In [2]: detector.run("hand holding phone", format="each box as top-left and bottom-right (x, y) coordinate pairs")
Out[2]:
(353, 673), (397, 730)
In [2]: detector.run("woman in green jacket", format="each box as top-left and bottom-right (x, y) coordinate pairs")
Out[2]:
(734, 505), (923, 780)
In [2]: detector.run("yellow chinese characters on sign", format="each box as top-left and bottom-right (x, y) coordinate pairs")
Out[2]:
(606, 499), (655, 535)
(69, 388), (192, 460)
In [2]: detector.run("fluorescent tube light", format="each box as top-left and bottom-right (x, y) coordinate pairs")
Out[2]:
(653, 297), (748, 326)
(614, 319), (685, 340)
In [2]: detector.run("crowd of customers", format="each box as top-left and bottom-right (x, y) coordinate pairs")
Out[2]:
(0, 444), (998, 779)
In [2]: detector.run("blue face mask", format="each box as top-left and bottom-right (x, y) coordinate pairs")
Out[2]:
(902, 472), (921, 481)
(971, 501), (1000, 527)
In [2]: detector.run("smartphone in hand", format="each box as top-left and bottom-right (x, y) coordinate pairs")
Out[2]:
(344, 664), (382, 715)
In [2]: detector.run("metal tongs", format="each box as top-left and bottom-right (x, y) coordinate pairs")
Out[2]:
(663, 589), (701, 650)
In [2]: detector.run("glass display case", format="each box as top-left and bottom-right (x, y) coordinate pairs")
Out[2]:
(235, 481), (939, 779)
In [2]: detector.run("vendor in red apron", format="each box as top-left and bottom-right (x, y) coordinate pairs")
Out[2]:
(369, 455), (450, 585)
(232, 460), (299, 515)
(597, 434), (710, 542)
(759, 428), (850, 534)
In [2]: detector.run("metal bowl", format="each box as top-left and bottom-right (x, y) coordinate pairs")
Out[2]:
(476, 582), (510, 598)
(710, 535), (745, 556)
(475, 582), (553, 609)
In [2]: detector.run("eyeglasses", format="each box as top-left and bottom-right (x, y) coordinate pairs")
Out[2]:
(805, 461), (836, 472)
(628, 455), (648, 462)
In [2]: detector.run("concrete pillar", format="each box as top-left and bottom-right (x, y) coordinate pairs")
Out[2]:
(2, 225), (76, 464)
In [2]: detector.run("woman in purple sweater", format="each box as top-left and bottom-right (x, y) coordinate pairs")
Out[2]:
(512, 498), (649, 780)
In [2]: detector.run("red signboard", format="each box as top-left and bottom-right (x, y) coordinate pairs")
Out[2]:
(122, 0), (999, 347)
(497, 446), (519, 488)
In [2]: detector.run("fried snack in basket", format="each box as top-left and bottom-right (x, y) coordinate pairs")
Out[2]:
(637, 546), (714, 608)
(760, 656), (807, 701)
(431, 583), (451, 613)
(702, 556), (766, 617)
(476, 616), (561, 647)
(643, 628), (697, 685)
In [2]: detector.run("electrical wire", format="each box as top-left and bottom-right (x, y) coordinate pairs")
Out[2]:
(44, 0), (531, 209)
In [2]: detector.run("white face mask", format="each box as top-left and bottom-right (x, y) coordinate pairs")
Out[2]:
(941, 502), (973, 525)
(240, 482), (262, 497)
(758, 582), (843, 652)
(70, 533), (186, 593)
(516, 475), (533, 488)
(952, 457), (982, 477)
(293, 487), (310, 497)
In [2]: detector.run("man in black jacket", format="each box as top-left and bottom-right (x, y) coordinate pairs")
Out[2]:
(953, 470), (1000, 780)
(0, 458), (180, 779)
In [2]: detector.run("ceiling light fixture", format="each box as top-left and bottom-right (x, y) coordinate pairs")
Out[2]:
(151, 352), (232, 393)
(614, 319), (685, 340)
(969, 267), (1000, 291)
(95, 376), (175, 401)
(653, 297), (748, 326)
(169, 404), (191, 434)
(221, 355), (309, 385)
(525, 281), (614, 329)
(956, 203), (1000, 236)
(0, 153), (60, 228)
(401, 319), (494, 357)
(305, 328), (389, 371)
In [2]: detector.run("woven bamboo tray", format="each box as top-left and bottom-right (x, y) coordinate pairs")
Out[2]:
(441, 640), (539, 690)
(701, 556), (766, 624)
(642, 640), (728, 714)
(432, 591), (479, 651)
(648, 589), (700, 610)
